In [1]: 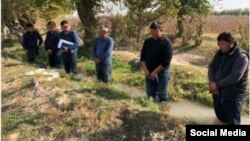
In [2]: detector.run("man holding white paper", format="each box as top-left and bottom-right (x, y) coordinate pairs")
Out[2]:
(58, 20), (80, 75)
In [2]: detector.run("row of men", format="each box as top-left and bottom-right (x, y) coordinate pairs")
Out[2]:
(23, 20), (113, 82)
(22, 21), (249, 125)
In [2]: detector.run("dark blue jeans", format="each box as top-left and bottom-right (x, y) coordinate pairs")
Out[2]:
(96, 62), (111, 83)
(213, 95), (245, 125)
(145, 69), (170, 101)
(62, 49), (78, 74)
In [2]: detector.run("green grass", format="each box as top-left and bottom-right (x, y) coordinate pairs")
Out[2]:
(78, 56), (145, 87)
(112, 58), (145, 88)
(78, 59), (96, 75)
(194, 91), (213, 106)
(2, 108), (48, 140)
(136, 98), (160, 112)
(2, 110), (33, 132)
(126, 75), (144, 87)
(170, 65), (212, 106)
(77, 54), (213, 107)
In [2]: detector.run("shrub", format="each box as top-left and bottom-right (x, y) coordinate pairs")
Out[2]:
(237, 23), (249, 52)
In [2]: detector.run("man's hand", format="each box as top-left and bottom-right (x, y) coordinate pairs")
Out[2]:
(48, 49), (52, 55)
(211, 90), (219, 95)
(63, 47), (69, 52)
(208, 82), (219, 95)
(141, 62), (152, 80)
(209, 82), (218, 91)
(94, 58), (101, 64)
(149, 65), (164, 81)
(143, 68), (151, 79)
(150, 71), (157, 81)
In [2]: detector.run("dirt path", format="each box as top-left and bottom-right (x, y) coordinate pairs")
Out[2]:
(113, 50), (208, 75)
(171, 52), (208, 75)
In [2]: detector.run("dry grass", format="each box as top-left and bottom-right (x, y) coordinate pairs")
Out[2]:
(161, 16), (249, 34)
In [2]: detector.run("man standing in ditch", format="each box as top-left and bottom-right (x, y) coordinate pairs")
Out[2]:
(208, 32), (249, 125)
(92, 25), (114, 83)
(140, 22), (173, 102)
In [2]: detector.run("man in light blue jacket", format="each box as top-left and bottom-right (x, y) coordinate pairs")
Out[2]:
(92, 25), (113, 83)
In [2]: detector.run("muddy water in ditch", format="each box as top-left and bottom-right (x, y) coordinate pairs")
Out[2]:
(167, 100), (249, 124)
(115, 84), (250, 124)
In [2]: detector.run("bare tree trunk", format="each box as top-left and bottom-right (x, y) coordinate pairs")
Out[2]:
(2, 11), (35, 44)
(76, 0), (98, 51)
(170, 0), (188, 42)
(2, 19), (24, 43)
(195, 17), (205, 47)
(136, 14), (143, 43)
(170, 16), (184, 42)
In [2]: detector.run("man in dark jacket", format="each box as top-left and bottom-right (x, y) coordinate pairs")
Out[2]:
(45, 21), (61, 68)
(208, 32), (249, 125)
(58, 20), (80, 75)
(22, 23), (43, 62)
(140, 22), (173, 102)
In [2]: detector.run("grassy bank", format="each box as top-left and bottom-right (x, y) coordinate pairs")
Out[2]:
(1, 41), (186, 140)
(2, 39), (248, 112)
(80, 55), (213, 106)
(1, 39), (249, 140)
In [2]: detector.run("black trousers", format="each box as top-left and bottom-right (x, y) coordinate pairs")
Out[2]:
(27, 48), (39, 62)
(62, 50), (78, 74)
(213, 95), (245, 125)
(96, 62), (111, 83)
(48, 50), (62, 68)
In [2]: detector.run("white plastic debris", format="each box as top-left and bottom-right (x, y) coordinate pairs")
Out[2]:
(25, 68), (60, 81)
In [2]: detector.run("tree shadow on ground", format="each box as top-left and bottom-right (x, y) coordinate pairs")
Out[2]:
(94, 86), (130, 100)
(65, 87), (94, 95)
(89, 109), (184, 141)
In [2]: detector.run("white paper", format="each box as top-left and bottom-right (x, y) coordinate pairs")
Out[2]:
(58, 39), (74, 48)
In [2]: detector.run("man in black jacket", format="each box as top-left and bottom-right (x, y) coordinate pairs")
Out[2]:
(45, 21), (61, 68)
(140, 22), (173, 102)
(208, 32), (249, 125)
(22, 23), (43, 62)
